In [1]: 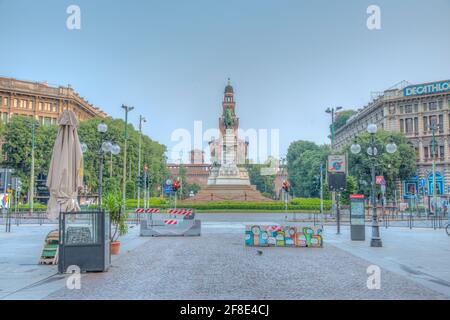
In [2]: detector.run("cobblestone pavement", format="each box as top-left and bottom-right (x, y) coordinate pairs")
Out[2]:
(46, 231), (446, 300)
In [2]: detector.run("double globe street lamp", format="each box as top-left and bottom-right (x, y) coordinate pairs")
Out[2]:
(81, 122), (121, 210)
(350, 123), (397, 247)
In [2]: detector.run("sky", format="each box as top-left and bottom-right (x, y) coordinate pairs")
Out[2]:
(0, 0), (449, 163)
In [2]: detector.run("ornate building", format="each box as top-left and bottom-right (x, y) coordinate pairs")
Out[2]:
(333, 79), (450, 197)
(0, 76), (107, 126)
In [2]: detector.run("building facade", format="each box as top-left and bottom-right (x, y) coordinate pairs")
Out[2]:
(0, 76), (107, 126)
(333, 79), (450, 197)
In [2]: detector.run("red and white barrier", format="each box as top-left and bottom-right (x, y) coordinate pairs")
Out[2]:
(166, 208), (193, 216)
(164, 219), (178, 225)
(134, 208), (161, 214)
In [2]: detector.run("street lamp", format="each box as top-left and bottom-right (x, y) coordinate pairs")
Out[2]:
(350, 123), (397, 247)
(137, 115), (146, 209)
(429, 122), (440, 216)
(325, 106), (343, 151)
(121, 105), (134, 212)
(326, 107), (343, 218)
(81, 122), (121, 209)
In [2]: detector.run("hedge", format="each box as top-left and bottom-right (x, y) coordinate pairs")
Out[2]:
(17, 198), (331, 212)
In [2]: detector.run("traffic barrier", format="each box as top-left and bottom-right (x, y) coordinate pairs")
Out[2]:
(139, 208), (201, 237)
(245, 225), (323, 248)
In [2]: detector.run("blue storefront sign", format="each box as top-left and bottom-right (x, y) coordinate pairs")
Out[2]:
(404, 80), (450, 97)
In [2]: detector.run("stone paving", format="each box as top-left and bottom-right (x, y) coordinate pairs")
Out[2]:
(46, 232), (445, 300)
(2, 213), (449, 300)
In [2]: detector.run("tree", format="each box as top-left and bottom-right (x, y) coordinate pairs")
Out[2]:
(287, 140), (330, 198)
(0, 115), (168, 203)
(345, 130), (416, 199)
(332, 110), (357, 131)
(247, 161), (276, 196)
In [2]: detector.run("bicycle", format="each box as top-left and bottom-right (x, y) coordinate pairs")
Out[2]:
(446, 222), (450, 237)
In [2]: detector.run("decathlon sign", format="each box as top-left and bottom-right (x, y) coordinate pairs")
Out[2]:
(404, 80), (450, 97)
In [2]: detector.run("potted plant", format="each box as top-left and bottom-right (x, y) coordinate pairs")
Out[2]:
(103, 192), (128, 255)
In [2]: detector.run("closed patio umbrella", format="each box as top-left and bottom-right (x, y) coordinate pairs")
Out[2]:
(46, 110), (84, 220)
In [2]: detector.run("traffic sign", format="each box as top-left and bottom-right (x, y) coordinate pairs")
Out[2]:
(375, 176), (385, 185)
(328, 155), (346, 173)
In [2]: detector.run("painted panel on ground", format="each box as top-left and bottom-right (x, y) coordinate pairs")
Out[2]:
(245, 225), (323, 248)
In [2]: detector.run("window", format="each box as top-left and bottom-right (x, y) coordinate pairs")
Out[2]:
(13, 99), (18, 108)
(439, 115), (444, 132)
(424, 146), (429, 159)
(414, 117), (419, 133)
(423, 102), (428, 112)
(429, 115), (438, 127)
(414, 103), (419, 113)
(429, 101), (437, 111)
(423, 116), (428, 132)
(400, 119), (404, 133)
(405, 104), (413, 113)
(438, 100), (444, 109)
(405, 118), (413, 133)
(440, 146), (445, 159)
(399, 106), (404, 114)
(3, 97), (8, 106)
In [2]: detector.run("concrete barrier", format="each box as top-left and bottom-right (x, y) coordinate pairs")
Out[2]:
(138, 208), (201, 237)
(245, 225), (323, 248)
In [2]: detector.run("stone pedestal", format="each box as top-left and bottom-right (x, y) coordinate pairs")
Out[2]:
(208, 129), (250, 186)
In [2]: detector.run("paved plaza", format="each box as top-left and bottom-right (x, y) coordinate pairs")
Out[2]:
(1, 213), (449, 300)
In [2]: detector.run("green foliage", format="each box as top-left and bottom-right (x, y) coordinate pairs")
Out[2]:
(332, 110), (357, 131)
(247, 158), (276, 196)
(176, 200), (331, 211)
(287, 140), (329, 198)
(1, 116), (168, 203)
(103, 192), (128, 241)
(125, 197), (168, 208)
(2, 116), (58, 197)
(345, 130), (416, 198)
(290, 198), (332, 210)
(341, 175), (357, 204)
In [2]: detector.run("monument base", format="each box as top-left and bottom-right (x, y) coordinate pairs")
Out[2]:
(184, 184), (272, 202)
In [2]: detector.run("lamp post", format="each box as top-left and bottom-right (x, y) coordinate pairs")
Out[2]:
(325, 106), (343, 150)
(29, 118), (36, 213)
(350, 123), (397, 247)
(121, 105), (134, 212)
(137, 115), (146, 209)
(81, 123), (121, 210)
(429, 122), (439, 216)
(325, 106), (343, 218)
